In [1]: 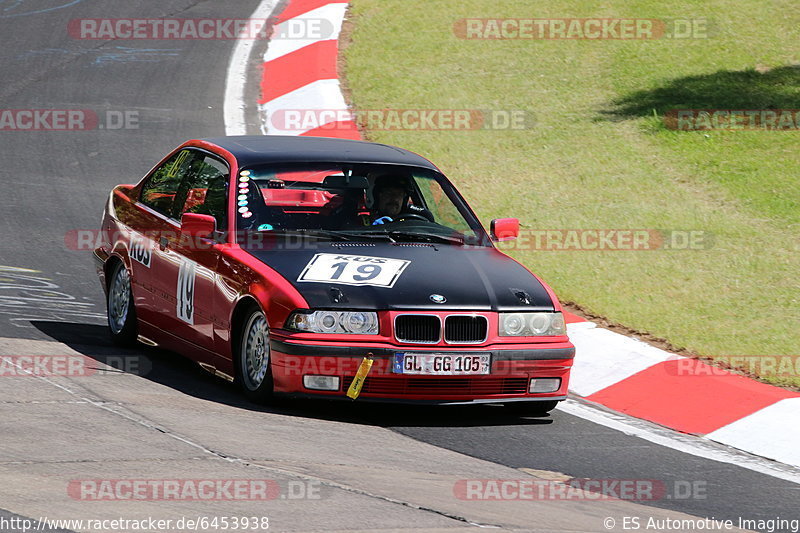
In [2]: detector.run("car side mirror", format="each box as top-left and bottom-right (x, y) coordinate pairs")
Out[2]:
(181, 213), (217, 239)
(490, 218), (519, 241)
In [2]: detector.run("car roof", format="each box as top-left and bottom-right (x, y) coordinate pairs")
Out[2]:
(200, 136), (440, 171)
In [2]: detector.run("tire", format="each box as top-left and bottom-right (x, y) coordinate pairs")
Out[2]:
(503, 400), (559, 416)
(106, 261), (138, 346)
(235, 305), (275, 403)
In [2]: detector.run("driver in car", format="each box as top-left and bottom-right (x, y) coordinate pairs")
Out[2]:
(368, 173), (432, 225)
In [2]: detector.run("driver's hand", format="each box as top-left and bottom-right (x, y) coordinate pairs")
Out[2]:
(372, 216), (393, 225)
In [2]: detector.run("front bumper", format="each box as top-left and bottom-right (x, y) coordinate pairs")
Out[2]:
(269, 338), (574, 403)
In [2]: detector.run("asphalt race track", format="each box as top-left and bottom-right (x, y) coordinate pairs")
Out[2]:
(1, 2), (798, 532)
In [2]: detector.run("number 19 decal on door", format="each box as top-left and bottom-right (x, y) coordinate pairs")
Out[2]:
(177, 259), (196, 324)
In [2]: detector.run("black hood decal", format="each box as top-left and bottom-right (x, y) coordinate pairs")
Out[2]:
(246, 242), (554, 311)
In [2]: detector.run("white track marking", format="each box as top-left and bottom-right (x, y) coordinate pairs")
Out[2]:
(224, 0), (281, 135)
(558, 399), (800, 484)
(706, 398), (800, 467)
(264, 3), (349, 62)
(258, 79), (350, 135)
(567, 322), (681, 397)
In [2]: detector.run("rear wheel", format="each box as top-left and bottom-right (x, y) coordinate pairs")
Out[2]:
(107, 261), (138, 346)
(236, 305), (275, 403)
(503, 400), (559, 416)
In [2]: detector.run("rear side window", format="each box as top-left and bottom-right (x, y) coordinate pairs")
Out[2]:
(139, 150), (196, 216)
(175, 156), (229, 230)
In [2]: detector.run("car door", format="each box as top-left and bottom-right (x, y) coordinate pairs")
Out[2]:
(133, 149), (197, 325)
(157, 151), (230, 358)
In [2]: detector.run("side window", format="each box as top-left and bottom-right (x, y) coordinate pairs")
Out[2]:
(176, 155), (229, 231)
(140, 150), (196, 216)
(415, 176), (470, 231)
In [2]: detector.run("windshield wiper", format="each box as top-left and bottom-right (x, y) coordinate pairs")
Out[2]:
(256, 228), (353, 241)
(339, 231), (397, 242)
(387, 230), (465, 245)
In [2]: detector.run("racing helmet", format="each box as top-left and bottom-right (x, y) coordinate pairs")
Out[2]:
(370, 172), (413, 205)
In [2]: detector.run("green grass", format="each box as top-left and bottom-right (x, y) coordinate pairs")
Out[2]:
(343, 0), (800, 387)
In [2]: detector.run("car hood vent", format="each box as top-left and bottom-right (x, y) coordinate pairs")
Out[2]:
(511, 288), (532, 305)
(329, 287), (348, 304)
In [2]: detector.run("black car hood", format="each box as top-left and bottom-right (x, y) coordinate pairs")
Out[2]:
(246, 242), (554, 311)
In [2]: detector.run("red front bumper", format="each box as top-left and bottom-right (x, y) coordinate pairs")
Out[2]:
(269, 337), (573, 404)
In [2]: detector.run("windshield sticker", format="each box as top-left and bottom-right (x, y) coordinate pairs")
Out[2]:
(297, 254), (411, 288)
(167, 150), (189, 178)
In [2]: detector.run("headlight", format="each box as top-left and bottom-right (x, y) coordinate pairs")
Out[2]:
(502, 313), (527, 335)
(318, 311), (339, 333)
(499, 312), (566, 336)
(343, 311), (375, 334)
(286, 310), (379, 335)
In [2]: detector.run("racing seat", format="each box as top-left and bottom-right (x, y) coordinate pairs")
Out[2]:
(325, 189), (368, 229)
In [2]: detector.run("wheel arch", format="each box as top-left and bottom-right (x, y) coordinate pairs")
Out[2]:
(103, 253), (128, 290)
(229, 294), (276, 400)
(104, 252), (139, 346)
(229, 295), (266, 362)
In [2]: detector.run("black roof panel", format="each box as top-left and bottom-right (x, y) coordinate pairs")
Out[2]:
(200, 136), (439, 171)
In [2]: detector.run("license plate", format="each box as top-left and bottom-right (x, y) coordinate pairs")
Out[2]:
(393, 353), (491, 375)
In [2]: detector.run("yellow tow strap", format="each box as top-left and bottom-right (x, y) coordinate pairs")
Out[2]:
(347, 354), (374, 399)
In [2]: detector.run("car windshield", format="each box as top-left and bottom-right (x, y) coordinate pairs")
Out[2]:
(234, 164), (489, 246)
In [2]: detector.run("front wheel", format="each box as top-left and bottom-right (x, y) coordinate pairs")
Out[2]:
(236, 306), (275, 403)
(107, 261), (138, 346)
(503, 400), (559, 416)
